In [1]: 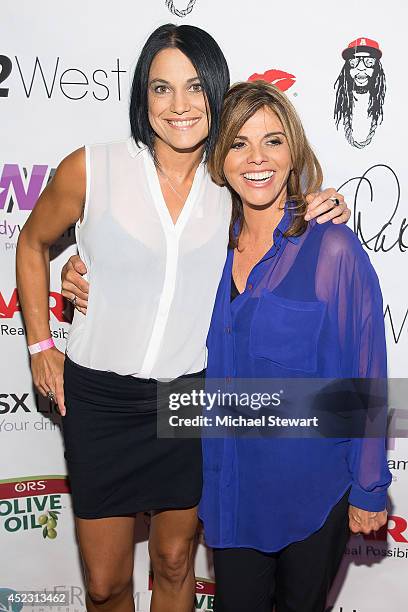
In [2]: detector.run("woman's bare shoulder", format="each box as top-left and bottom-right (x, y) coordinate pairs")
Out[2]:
(56, 147), (85, 180)
(49, 147), (86, 201)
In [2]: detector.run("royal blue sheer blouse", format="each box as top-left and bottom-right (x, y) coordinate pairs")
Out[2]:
(199, 209), (392, 552)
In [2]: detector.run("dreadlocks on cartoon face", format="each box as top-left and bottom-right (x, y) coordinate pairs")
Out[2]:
(334, 37), (386, 149)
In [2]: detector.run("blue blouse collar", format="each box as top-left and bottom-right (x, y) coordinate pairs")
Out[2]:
(233, 201), (301, 245)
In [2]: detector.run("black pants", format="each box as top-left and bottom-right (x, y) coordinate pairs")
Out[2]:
(213, 490), (350, 612)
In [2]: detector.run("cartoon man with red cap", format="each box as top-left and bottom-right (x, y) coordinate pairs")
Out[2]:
(334, 37), (386, 148)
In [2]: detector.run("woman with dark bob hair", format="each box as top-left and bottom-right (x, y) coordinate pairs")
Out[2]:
(17, 25), (350, 612)
(200, 80), (391, 611)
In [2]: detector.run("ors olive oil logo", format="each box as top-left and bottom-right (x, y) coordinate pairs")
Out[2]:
(0, 476), (70, 540)
(149, 574), (215, 610)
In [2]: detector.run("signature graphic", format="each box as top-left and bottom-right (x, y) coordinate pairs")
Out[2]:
(384, 304), (408, 344)
(165, 0), (197, 16)
(248, 69), (296, 92)
(338, 164), (407, 253)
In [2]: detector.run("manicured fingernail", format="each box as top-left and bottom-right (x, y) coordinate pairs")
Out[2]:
(304, 214), (310, 221)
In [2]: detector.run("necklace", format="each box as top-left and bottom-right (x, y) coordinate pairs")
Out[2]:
(157, 167), (186, 203)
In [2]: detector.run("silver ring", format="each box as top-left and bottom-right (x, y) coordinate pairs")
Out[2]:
(329, 196), (340, 207)
(47, 391), (56, 402)
(70, 295), (77, 308)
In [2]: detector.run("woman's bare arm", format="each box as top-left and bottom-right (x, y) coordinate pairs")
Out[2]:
(16, 147), (86, 414)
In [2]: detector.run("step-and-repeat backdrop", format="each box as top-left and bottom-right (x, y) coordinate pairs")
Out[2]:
(1, 1), (407, 610)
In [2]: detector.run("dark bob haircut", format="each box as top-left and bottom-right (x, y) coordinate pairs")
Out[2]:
(129, 23), (230, 161)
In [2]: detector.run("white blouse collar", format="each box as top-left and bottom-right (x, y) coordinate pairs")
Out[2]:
(126, 137), (146, 158)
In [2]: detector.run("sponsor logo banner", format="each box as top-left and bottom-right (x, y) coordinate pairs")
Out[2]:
(0, 476), (70, 539)
(149, 574), (214, 610)
(0, 55), (126, 102)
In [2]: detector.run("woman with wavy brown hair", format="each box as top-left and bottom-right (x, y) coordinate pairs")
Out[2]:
(200, 81), (391, 612)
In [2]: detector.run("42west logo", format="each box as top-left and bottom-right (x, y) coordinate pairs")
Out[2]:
(0, 54), (126, 101)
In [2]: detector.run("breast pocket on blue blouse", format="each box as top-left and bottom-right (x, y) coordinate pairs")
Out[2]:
(249, 291), (326, 373)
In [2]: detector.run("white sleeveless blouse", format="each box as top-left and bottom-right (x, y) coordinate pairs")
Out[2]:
(66, 138), (231, 379)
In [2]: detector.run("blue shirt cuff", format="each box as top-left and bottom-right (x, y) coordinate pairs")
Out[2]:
(348, 485), (388, 512)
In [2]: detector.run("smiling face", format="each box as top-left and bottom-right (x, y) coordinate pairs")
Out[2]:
(147, 48), (209, 152)
(223, 106), (292, 209)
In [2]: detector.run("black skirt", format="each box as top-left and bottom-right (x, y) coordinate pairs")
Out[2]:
(62, 356), (204, 519)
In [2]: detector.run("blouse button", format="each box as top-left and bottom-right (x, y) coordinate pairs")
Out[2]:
(225, 326), (231, 334)
(247, 283), (253, 291)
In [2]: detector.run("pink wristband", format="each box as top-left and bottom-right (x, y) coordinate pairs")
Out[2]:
(28, 337), (55, 355)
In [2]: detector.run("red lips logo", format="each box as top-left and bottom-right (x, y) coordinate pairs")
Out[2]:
(248, 69), (296, 92)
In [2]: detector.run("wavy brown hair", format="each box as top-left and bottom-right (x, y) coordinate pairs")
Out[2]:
(208, 81), (323, 248)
